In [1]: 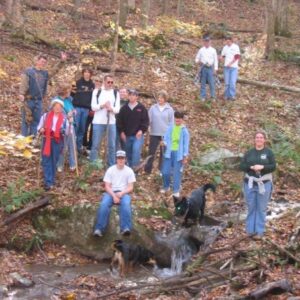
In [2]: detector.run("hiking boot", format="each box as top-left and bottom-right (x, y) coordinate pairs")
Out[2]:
(172, 192), (180, 197)
(44, 185), (53, 191)
(121, 229), (131, 236)
(57, 167), (63, 173)
(70, 166), (76, 172)
(160, 188), (170, 194)
(93, 229), (103, 237)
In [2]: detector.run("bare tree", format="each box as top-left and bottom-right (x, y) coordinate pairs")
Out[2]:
(141, 0), (150, 28)
(273, 0), (289, 36)
(119, 0), (128, 28)
(111, 0), (121, 76)
(264, 0), (275, 58)
(161, 0), (169, 15)
(128, 0), (135, 10)
(177, 0), (184, 16)
(5, 0), (24, 28)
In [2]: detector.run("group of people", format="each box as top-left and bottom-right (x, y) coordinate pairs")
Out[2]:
(195, 35), (240, 101)
(18, 35), (276, 240)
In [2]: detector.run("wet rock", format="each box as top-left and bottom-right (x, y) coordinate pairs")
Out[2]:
(0, 285), (8, 297)
(9, 272), (34, 288)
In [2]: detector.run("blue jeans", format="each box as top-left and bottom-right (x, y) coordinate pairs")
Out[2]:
(94, 193), (132, 232)
(21, 99), (43, 136)
(90, 124), (116, 166)
(57, 132), (76, 170)
(74, 107), (89, 151)
(200, 66), (215, 99)
(161, 150), (183, 193)
(243, 181), (272, 236)
(41, 138), (63, 188)
(224, 67), (238, 99)
(125, 135), (144, 168)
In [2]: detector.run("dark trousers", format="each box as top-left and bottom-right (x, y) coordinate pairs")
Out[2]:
(83, 114), (93, 150)
(144, 135), (164, 174)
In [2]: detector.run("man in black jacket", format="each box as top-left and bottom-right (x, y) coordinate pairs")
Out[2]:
(117, 89), (149, 168)
(72, 68), (94, 153)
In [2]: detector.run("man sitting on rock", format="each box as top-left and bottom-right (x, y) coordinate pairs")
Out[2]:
(93, 150), (136, 237)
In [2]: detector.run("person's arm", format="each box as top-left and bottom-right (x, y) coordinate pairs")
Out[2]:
(262, 149), (276, 173)
(169, 107), (174, 125)
(139, 105), (149, 133)
(91, 89), (101, 111)
(19, 73), (29, 101)
(227, 45), (240, 67)
(240, 150), (251, 172)
(111, 91), (120, 114)
(213, 48), (218, 71)
(182, 128), (190, 164)
(117, 183), (134, 198)
(37, 114), (46, 133)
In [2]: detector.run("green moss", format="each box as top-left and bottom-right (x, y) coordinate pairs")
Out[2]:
(138, 207), (172, 220)
(54, 206), (73, 219)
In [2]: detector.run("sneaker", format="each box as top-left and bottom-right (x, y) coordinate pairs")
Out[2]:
(70, 166), (76, 172)
(44, 185), (53, 191)
(93, 229), (103, 237)
(121, 229), (131, 236)
(252, 234), (263, 241)
(160, 188), (170, 194)
(172, 192), (180, 197)
(57, 167), (63, 173)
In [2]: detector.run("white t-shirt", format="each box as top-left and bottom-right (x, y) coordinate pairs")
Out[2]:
(103, 165), (136, 192)
(195, 46), (218, 71)
(91, 88), (120, 125)
(221, 43), (240, 68)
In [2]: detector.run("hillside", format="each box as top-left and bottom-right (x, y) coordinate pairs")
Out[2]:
(0, 0), (299, 299)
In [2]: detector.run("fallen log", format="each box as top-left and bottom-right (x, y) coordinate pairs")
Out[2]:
(0, 195), (51, 228)
(95, 66), (131, 73)
(247, 279), (292, 300)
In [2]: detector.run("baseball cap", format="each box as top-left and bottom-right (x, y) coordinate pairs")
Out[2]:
(128, 89), (139, 96)
(203, 36), (210, 41)
(116, 150), (126, 158)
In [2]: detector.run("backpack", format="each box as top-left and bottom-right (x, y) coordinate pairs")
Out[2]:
(96, 89), (118, 106)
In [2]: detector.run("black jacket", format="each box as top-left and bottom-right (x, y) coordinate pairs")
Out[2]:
(72, 78), (95, 109)
(117, 102), (149, 136)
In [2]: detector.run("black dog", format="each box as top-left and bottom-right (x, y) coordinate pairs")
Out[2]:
(173, 183), (216, 226)
(110, 239), (156, 276)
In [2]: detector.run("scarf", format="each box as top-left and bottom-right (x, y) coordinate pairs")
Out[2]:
(43, 111), (64, 156)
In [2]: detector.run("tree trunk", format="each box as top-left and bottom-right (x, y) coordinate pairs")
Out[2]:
(5, 0), (24, 28)
(273, 0), (289, 36)
(162, 0), (169, 15)
(141, 0), (150, 29)
(119, 0), (128, 28)
(177, 0), (184, 16)
(111, 0), (121, 76)
(264, 0), (275, 58)
(128, 0), (135, 10)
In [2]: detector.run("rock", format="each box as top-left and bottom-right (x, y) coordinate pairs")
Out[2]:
(0, 285), (8, 297)
(199, 148), (242, 169)
(32, 204), (163, 261)
(9, 272), (34, 288)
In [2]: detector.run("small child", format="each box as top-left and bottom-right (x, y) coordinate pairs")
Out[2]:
(161, 111), (190, 197)
(38, 99), (69, 190)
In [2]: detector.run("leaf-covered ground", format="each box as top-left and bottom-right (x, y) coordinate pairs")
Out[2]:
(0, 0), (300, 298)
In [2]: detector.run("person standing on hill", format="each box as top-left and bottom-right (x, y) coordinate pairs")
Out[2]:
(117, 89), (149, 168)
(221, 36), (241, 100)
(72, 68), (94, 153)
(195, 36), (218, 101)
(90, 74), (120, 166)
(144, 90), (174, 174)
(240, 130), (276, 240)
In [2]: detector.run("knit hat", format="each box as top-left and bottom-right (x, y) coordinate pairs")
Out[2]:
(50, 98), (64, 108)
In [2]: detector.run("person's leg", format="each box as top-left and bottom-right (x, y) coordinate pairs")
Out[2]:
(229, 67), (238, 99)
(144, 135), (160, 173)
(90, 124), (105, 161)
(161, 156), (171, 190)
(79, 108), (89, 152)
(125, 136), (134, 167)
(131, 135), (144, 167)
(74, 108), (82, 150)
(57, 135), (67, 170)
(94, 193), (114, 232)
(244, 183), (258, 235)
(41, 142), (53, 188)
(107, 124), (116, 167)
(51, 140), (62, 186)
(31, 100), (43, 135)
(21, 100), (34, 136)
(119, 194), (132, 231)
(158, 137), (165, 172)
(224, 67), (230, 99)
(207, 67), (216, 99)
(172, 152), (183, 194)
(83, 114), (92, 148)
(200, 67), (207, 100)
(255, 182), (272, 236)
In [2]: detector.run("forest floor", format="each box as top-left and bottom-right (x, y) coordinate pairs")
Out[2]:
(0, 0), (300, 299)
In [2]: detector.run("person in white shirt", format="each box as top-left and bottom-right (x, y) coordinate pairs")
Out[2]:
(93, 150), (136, 237)
(90, 74), (120, 166)
(195, 36), (218, 101)
(221, 36), (241, 100)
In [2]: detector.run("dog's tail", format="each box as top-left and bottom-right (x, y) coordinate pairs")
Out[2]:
(203, 183), (216, 192)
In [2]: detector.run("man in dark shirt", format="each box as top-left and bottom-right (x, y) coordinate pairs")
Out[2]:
(117, 89), (149, 168)
(72, 68), (95, 153)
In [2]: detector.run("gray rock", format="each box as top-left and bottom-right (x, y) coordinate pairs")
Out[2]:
(199, 148), (242, 169)
(0, 285), (8, 297)
(9, 272), (34, 288)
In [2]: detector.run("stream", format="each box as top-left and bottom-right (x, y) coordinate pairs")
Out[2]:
(4, 198), (299, 300)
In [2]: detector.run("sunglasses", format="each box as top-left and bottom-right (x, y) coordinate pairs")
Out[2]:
(107, 81), (114, 84)
(116, 156), (125, 159)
